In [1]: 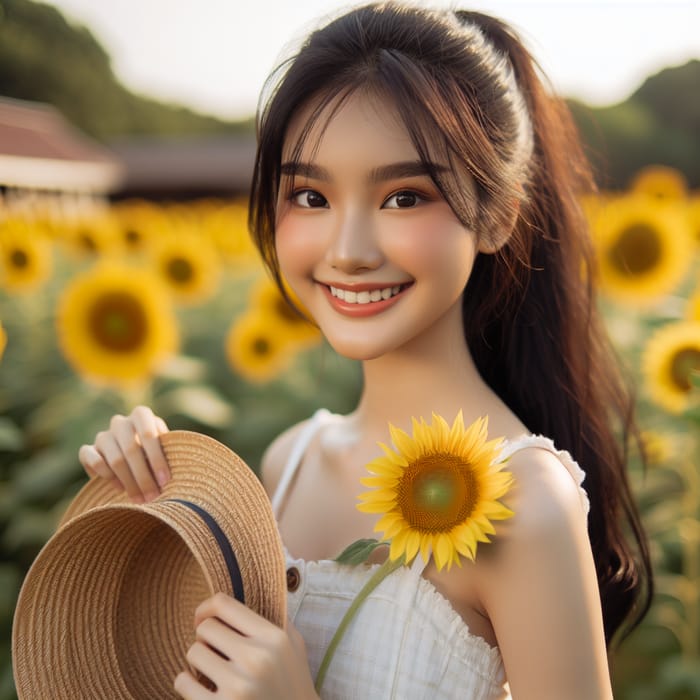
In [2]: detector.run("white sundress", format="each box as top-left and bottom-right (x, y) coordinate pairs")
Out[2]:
(271, 409), (590, 700)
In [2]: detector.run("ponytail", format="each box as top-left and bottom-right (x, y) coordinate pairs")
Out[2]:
(457, 11), (653, 647)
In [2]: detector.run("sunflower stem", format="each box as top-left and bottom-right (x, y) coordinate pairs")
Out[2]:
(314, 553), (406, 694)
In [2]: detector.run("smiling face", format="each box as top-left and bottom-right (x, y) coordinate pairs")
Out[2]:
(274, 90), (482, 361)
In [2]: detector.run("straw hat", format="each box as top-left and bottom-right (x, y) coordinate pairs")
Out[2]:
(12, 430), (287, 699)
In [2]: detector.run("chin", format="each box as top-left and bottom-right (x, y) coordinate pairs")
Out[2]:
(324, 335), (400, 362)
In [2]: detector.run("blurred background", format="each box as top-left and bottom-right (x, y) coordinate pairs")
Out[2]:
(0, 0), (699, 698)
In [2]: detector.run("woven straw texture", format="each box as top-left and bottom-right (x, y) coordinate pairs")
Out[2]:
(12, 430), (286, 699)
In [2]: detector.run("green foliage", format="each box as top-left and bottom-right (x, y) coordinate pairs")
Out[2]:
(0, 238), (361, 699)
(0, 0), (253, 138)
(568, 61), (700, 189)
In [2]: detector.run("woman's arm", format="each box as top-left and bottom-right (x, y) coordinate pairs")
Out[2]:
(475, 448), (613, 700)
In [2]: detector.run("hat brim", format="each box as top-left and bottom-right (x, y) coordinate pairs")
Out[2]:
(12, 430), (287, 700)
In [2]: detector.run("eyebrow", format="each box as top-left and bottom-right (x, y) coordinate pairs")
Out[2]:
(279, 160), (448, 183)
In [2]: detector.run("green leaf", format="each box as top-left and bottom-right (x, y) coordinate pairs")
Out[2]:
(334, 538), (384, 565)
(0, 418), (23, 451)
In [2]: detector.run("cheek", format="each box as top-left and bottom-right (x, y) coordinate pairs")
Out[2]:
(275, 217), (320, 278)
(387, 218), (476, 287)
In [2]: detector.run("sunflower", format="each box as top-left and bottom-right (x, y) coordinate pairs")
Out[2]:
(688, 196), (700, 246)
(630, 165), (688, 201)
(251, 276), (321, 346)
(56, 263), (179, 385)
(0, 320), (7, 361)
(0, 218), (52, 293)
(642, 320), (700, 414)
(111, 199), (168, 254)
(225, 310), (295, 383)
(639, 430), (674, 466)
(357, 412), (514, 571)
(592, 194), (693, 305)
(150, 230), (221, 306)
(688, 285), (700, 322)
(60, 213), (122, 259)
(206, 201), (260, 268)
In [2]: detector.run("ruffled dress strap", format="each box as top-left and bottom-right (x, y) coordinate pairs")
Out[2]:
(500, 434), (590, 517)
(271, 408), (333, 519)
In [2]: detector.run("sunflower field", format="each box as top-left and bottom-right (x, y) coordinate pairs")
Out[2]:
(0, 164), (699, 699)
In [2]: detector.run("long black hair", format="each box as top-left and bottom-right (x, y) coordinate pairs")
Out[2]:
(249, 2), (652, 648)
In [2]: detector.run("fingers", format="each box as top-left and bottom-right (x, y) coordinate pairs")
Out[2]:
(173, 669), (217, 699)
(130, 406), (171, 490)
(194, 593), (271, 639)
(77, 405), (171, 503)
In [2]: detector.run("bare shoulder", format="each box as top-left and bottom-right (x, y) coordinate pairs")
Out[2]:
(502, 443), (587, 533)
(472, 446), (612, 698)
(259, 418), (315, 499)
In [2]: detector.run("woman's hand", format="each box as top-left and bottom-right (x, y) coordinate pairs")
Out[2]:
(174, 593), (318, 700)
(78, 405), (170, 503)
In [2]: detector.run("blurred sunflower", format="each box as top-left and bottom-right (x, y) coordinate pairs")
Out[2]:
(688, 196), (700, 246)
(0, 218), (52, 293)
(642, 320), (700, 414)
(61, 213), (122, 259)
(251, 276), (321, 346)
(357, 412), (513, 571)
(56, 263), (179, 385)
(688, 285), (700, 321)
(591, 194), (693, 306)
(0, 320), (7, 361)
(630, 165), (688, 201)
(207, 201), (260, 268)
(225, 310), (295, 384)
(150, 231), (221, 306)
(111, 199), (167, 254)
(639, 430), (675, 466)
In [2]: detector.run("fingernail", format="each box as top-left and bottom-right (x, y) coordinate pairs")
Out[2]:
(156, 470), (169, 488)
(133, 494), (145, 504)
(145, 491), (159, 503)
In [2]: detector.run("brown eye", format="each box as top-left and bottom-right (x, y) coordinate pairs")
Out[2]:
(384, 191), (421, 209)
(292, 190), (328, 208)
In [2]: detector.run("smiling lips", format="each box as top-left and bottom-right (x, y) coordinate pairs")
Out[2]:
(320, 282), (412, 317)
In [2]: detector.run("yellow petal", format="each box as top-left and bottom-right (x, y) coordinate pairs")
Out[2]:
(404, 529), (421, 562)
(390, 529), (409, 562)
(357, 501), (396, 514)
(434, 533), (453, 572)
(360, 475), (398, 488)
(358, 488), (398, 502)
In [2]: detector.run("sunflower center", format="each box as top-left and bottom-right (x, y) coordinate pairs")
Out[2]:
(607, 223), (661, 276)
(166, 257), (194, 284)
(9, 248), (29, 269)
(252, 337), (271, 357)
(125, 229), (142, 248)
(398, 453), (477, 533)
(88, 292), (148, 352)
(78, 230), (97, 252)
(670, 347), (700, 392)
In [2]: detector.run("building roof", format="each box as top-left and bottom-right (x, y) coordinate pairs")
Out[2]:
(0, 97), (123, 193)
(109, 133), (256, 199)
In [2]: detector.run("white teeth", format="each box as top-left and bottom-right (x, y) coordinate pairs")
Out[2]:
(330, 284), (405, 304)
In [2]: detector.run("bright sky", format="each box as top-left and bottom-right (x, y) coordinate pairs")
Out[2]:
(45, 0), (700, 120)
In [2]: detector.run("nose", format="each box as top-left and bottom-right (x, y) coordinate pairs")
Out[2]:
(325, 212), (383, 274)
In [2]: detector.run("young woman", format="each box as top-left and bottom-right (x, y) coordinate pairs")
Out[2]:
(79, 3), (652, 698)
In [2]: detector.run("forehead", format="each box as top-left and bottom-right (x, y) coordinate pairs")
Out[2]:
(282, 90), (423, 163)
